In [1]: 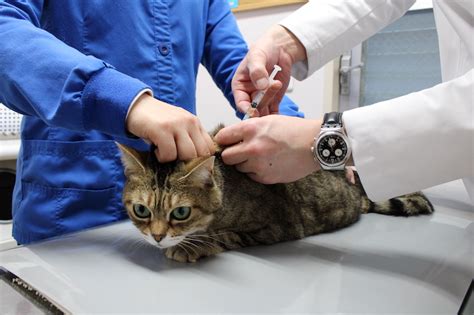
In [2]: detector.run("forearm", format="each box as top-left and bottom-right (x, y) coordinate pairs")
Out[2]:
(343, 69), (474, 201)
(279, 0), (415, 80)
(264, 24), (307, 65)
(0, 1), (150, 138)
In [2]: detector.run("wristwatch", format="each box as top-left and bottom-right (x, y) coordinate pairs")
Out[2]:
(311, 112), (351, 170)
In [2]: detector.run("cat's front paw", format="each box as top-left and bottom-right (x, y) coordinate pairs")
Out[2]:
(165, 246), (202, 263)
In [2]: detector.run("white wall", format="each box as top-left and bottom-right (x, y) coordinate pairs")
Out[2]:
(196, 4), (327, 130)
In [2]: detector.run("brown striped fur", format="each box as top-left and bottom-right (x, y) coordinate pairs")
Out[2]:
(117, 129), (433, 263)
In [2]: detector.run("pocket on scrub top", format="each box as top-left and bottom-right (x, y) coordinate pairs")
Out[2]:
(20, 139), (122, 190)
(19, 182), (119, 238)
(16, 139), (125, 240)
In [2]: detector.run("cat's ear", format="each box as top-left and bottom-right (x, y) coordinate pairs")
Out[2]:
(179, 156), (215, 187)
(116, 142), (147, 173)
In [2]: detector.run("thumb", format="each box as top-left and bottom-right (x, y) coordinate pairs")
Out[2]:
(247, 49), (270, 91)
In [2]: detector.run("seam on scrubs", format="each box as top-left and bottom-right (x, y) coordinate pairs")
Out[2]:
(153, 0), (175, 104)
(81, 2), (89, 56)
(110, 145), (123, 220)
(21, 181), (116, 193)
(151, 1), (160, 98)
(55, 187), (65, 236)
(81, 66), (106, 132)
(23, 139), (115, 158)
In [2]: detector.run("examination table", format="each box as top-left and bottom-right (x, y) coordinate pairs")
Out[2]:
(1, 180), (473, 314)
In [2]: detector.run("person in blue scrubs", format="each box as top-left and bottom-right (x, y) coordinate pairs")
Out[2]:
(0, 0), (303, 244)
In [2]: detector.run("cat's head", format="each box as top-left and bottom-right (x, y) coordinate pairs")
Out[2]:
(117, 143), (223, 249)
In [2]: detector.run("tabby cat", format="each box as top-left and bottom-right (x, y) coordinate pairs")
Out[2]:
(117, 131), (433, 263)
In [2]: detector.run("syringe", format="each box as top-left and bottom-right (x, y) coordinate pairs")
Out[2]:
(242, 64), (282, 120)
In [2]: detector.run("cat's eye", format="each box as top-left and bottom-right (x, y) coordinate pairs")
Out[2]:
(133, 204), (151, 219)
(171, 206), (191, 221)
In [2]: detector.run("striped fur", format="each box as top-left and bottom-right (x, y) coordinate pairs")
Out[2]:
(118, 139), (434, 263)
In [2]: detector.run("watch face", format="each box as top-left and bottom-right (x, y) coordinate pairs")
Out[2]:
(317, 133), (348, 166)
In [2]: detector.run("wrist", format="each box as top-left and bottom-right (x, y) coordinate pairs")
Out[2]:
(271, 24), (307, 64)
(82, 67), (150, 139)
(125, 89), (153, 138)
(312, 112), (352, 171)
(299, 119), (322, 174)
(126, 93), (156, 138)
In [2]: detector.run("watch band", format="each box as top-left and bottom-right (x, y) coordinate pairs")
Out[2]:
(322, 112), (343, 128)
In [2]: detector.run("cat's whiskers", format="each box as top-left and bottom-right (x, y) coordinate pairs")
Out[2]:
(186, 234), (230, 248)
(180, 239), (201, 250)
(191, 232), (230, 237)
(177, 243), (192, 257)
(178, 241), (199, 257)
(184, 236), (219, 250)
(181, 237), (218, 256)
(190, 233), (230, 246)
(125, 237), (150, 253)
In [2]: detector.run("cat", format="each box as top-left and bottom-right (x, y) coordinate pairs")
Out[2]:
(117, 130), (434, 263)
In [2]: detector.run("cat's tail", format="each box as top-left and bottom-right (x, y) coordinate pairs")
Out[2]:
(350, 170), (434, 217)
(366, 192), (435, 217)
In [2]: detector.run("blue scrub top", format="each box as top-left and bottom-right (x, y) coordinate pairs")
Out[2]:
(0, 0), (304, 244)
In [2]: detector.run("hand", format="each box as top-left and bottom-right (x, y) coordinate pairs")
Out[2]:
(232, 25), (307, 117)
(214, 115), (321, 184)
(126, 94), (215, 162)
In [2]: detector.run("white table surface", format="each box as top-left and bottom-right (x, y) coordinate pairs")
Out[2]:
(0, 180), (473, 314)
(0, 222), (16, 252)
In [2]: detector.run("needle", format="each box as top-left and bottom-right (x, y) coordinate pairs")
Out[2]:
(242, 65), (282, 120)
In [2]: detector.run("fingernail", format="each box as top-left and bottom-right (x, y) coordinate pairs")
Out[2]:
(256, 78), (268, 90)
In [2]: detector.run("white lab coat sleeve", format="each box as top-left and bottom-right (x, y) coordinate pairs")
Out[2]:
(343, 69), (474, 202)
(280, 0), (416, 80)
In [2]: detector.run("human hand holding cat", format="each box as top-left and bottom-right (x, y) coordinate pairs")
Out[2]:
(215, 115), (321, 184)
(126, 93), (215, 162)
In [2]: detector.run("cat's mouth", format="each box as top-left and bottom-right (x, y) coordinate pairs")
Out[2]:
(143, 233), (185, 249)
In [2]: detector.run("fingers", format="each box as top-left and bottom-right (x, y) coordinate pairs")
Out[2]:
(233, 91), (252, 114)
(175, 131), (198, 161)
(246, 50), (270, 90)
(189, 124), (215, 157)
(232, 73), (257, 114)
(153, 132), (178, 162)
(128, 96), (214, 163)
(255, 80), (282, 117)
(220, 142), (249, 166)
(155, 130), (213, 163)
(345, 167), (357, 185)
(166, 123), (214, 162)
(202, 126), (216, 156)
(214, 123), (245, 146)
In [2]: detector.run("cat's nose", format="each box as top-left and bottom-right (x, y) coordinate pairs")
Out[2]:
(152, 234), (165, 242)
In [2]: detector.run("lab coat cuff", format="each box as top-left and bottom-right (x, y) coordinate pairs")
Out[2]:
(82, 67), (151, 139)
(278, 21), (313, 81)
(279, 7), (321, 80)
(342, 109), (386, 202)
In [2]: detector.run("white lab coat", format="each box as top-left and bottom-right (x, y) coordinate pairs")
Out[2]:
(280, 0), (474, 202)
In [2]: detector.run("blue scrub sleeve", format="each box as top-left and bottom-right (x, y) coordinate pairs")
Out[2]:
(0, 1), (150, 139)
(201, 0), (304, 119)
